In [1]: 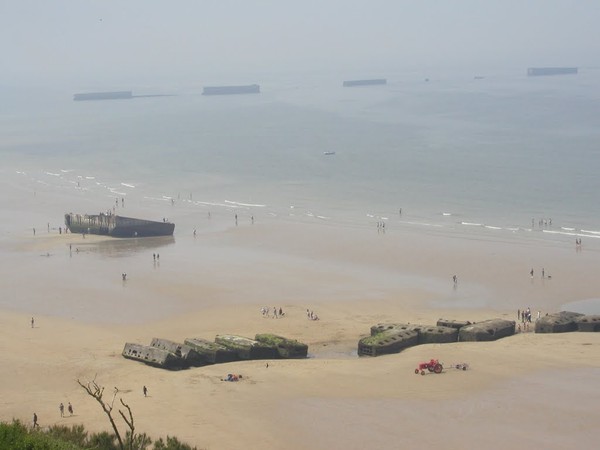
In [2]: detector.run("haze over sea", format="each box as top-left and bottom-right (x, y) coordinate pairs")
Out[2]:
(2, 68), (600, 248)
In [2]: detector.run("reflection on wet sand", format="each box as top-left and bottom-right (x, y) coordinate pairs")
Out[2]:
(74, 235), (176, 258)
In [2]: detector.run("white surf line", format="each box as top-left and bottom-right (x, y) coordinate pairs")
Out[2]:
(224, 200), (267, 208)
(121, 183), (136, 188)
(543, 229), (600, 239)
(581, 229), (600, 235)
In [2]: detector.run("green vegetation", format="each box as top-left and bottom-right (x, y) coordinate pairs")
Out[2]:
(0, 420), (199, 450)
(254, 333), (308, 358)
(360, 329), (406, 345)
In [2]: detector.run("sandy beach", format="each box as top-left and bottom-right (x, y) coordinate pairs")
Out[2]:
(1, 197), (599, 449)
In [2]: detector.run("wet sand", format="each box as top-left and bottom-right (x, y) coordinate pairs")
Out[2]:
(1, 179), (599, 449)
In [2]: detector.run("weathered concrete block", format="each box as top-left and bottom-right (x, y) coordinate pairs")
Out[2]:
(358, 329), (419, 357)
(215, 334), (279, 360)
(535, 311), (584, 333)
(437, 319), (472, 330)
(575, 315), (600, 332)
(255, 334), (308, 358)
(122, 343), (184, 370)
(458, 319), (515, 342)
(150, 338), (206, 367)
(184, 338), (239, 364)
(370, 323), (457, 344)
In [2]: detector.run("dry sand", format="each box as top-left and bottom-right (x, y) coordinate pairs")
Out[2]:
(1, 211), (599, 449)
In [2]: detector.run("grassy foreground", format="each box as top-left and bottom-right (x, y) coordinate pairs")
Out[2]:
(0, 420), (200, 450)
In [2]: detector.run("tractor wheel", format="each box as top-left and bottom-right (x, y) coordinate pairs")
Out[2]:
(428, 366), (434, 372)
(415, 369), (419, 374)
(433, 363), (443, 374)
(420, 370), (425, 376)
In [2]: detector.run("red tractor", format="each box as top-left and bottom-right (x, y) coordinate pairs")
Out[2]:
(415, 359), (443, 375)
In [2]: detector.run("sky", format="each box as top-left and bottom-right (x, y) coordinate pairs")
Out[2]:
(1, 0), (599, 87)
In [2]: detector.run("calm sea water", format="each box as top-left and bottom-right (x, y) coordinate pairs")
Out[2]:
(2, 68), (600, 245)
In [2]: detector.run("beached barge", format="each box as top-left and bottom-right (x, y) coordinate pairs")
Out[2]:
(65, 213), (174, 237)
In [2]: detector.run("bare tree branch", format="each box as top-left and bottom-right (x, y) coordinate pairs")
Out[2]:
(77, 378), (125, 450)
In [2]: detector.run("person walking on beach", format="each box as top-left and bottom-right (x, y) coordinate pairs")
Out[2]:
(542, 268), (545, 279)
(530, 268), (534, 278)
(59, 403), (64, 417)
(33, 412), (39, 428)
(453, 275), (457, 285)
(33, 227), (36, 236)
(67, 402), (73, 416)
(143, 386), (148, 397)
(31, 317), (34, 328)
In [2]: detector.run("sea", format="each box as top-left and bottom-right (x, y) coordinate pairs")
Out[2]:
(2, 68), (599, 247)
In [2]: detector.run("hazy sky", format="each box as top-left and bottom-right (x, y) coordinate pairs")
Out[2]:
(2, 0), (599, 86)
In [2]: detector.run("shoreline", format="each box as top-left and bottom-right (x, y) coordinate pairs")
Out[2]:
(1, 180), (599, 449)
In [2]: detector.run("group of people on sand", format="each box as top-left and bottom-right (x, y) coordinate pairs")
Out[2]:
(261, 306), (284, 318)
(516, 307), (541, 332)
(222, 373), (242, 382)
(306, 309), (319, 321)
(58, 402), (73, 417)
(32, 402), (74, 428)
